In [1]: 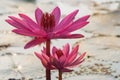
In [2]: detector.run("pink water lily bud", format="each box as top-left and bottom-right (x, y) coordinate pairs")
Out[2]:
(35, 43), (86, 72)
(6, 7), (90, 49)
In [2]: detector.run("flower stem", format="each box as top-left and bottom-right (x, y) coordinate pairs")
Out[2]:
(46, 39), (51, 80)
(59, 70), (62, 80)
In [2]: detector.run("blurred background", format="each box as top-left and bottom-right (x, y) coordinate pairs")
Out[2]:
(0, 0), (120, 80)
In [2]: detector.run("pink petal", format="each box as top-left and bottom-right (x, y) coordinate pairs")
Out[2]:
(53, 53), (59, 61)
(41, 47), (46, 54)
(52, 47), (58, 56)
(12, 29), (40, 37)
(55, 15), (90, 34)
(53, 34), (84, 39)
(19, 14), (38, 28)
(51, 6), (61, 25)
(34, 52), (42, 59)
(34, 52), (48, 68)
(42, 53), (50, 63)
(64, 45), (79, 66)
(74, 15), (90, 24)
(61, 68), (73, 72)
(65, 22), (89, 33)
(8, 16), (31, 30)
(19, 14), (46, 35)
(69, 59), (84, 67)
(59, 55), (66, 64)
(62, 43), (70, 56)
(55, 15), (89, 34)
(35, 8), (43, 25)
(67, 45), (79, 63)
(55, 10), (79, 31)
(24, 38), (46, 49)
(56, 22), (89, 34)
(69, 52), (86, 66)
(5, 19), (24, 29)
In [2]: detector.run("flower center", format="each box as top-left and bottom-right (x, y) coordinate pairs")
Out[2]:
(41, 13), (55, 32)
(55, 50), (63, 58)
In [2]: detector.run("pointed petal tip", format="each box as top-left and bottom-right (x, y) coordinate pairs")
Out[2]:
(34, 52), (43, 59)
(84, 15), (90, 20)
(8, 16), (19, 20)
(34, 52), (37, 55)
(80, 52), (86, 58)
(24, 43), (34, 49)
(82, 15), (90, 21)
(35, 7), (39, 10)
(55, 6), (60, 9)
(5, 19), (10, 22)
(53, 6), (61, 13)
(83, 52), (86, 55)
(65, 43), (69, 46)
(18, 13), (31, 19)
(85, 21), (89, 24)
(35, 7), (43, 14)
(83, 21), (89, 26)
(12, 29), (15, 32)
(86, 22), (90, 25)
(18, 13), (22, 15)
(12, 29), (20, 34)
(18, 13), (24, 17)
(75, 44), (79, 49)
(61, 68), (73, 72)
(69, 9), (79, 17)
(76, 9), (79, 12)
(8, 16), (14, 18)
(76, 34), (85, 38)
(24, 43), (31, 49)
(63, 43), (70, 51)
(36, 7), (40, 10)
(24, 46), (29, 49)
(35, 7), (42, 12)
(74, 9), (79, 14)
(80, 34), (84, 38)
(86, 15), (90, 18)
(35, 7), (43, 24)
(34, 52), (40, 56)
(8, 16), (12, 18)
(87, 15), (90, 18)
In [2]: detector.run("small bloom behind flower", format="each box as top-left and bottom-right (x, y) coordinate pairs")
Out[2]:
(35, 43), (86, 72)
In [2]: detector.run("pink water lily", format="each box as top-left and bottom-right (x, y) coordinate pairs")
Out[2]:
(35, 43), (86, 72)
(6, 7), (89, 49)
